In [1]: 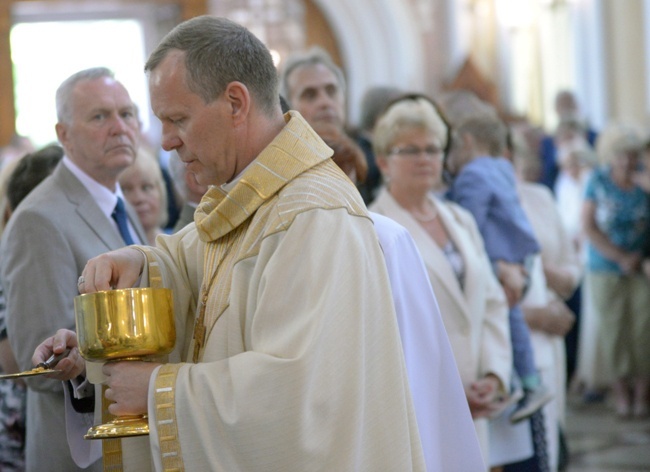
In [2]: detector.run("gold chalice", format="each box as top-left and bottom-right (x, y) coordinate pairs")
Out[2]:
(74, 287), (175, 440)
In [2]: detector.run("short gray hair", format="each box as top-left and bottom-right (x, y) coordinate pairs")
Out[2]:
(145, 15), (279, 115)
(55, 67), (114, 123)
(280, 46), (346, 104)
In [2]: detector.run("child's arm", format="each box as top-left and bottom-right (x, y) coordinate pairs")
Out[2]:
(449, 166), (491, 230)
(496, 260), (527, 307)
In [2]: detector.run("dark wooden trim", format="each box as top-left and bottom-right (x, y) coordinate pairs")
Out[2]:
(0, 0), (209, 146)
(0, 1), (16, 146)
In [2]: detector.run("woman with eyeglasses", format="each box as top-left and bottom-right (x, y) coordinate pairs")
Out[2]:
(369, 95), (512, 467)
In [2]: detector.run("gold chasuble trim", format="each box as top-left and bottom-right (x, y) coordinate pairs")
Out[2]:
(193, 111), (333, 243)
(135, 247), (164, 289)
(102, 384), (123, 472)
(154, 364), (184, 472)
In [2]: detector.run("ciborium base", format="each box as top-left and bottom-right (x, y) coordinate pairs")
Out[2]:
(85, 415), (149, 440)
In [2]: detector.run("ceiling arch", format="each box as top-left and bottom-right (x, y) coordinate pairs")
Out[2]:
(311, 0), (425, 125)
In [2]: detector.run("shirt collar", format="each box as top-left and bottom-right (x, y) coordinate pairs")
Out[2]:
(62, 156), (126, 219)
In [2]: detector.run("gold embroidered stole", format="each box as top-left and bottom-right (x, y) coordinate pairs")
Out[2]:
(189, 111), (333, 363)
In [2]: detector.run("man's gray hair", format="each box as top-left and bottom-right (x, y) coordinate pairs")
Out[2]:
(145, 15), (279, 115)
(55, 67), (114, 123)
(279, 46), (346, 104)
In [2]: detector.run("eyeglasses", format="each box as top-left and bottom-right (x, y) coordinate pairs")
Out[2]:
(380, 93), (452, 157)
(389, 145), (443, 159)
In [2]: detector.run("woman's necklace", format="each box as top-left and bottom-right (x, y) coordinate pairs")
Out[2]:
(410, 203), (438, 222)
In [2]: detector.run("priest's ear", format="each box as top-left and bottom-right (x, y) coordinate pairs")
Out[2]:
(224, 81), (251, 126)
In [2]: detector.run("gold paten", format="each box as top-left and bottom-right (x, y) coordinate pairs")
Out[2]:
(0, 367), (59, 379)
(74, 287), (175, 439)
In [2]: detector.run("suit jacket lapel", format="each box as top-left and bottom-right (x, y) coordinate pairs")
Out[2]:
(54, 165), (130, 250)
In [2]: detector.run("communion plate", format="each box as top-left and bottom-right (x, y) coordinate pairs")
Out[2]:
(0, 367), (59, 379)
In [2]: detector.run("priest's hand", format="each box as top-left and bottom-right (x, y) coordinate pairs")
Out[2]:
(79, 247), (146, 293)
(103, 360), (160, 416)
(32, 329), (85, 381)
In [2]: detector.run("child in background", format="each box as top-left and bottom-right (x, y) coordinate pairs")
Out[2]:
(447, 114), (553, 423)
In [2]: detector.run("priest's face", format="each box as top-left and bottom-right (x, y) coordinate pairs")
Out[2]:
(150, 50), (238, 186)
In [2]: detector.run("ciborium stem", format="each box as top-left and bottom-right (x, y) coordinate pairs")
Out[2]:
(74, 287), (175, 440)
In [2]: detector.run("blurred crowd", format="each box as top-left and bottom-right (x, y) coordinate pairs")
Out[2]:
(0, 43), (648, 472)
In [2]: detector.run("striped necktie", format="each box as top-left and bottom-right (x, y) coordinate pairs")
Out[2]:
(112, 197), (135, 245)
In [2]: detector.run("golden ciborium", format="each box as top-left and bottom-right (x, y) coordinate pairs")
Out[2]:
(74, 287), (175, 440)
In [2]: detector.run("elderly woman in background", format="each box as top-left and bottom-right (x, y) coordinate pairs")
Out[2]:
(368, 94), (512, 465)
(582, 123), (650, 418)
(119, 148), (168, 245)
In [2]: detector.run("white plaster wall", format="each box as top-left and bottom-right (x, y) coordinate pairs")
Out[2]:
(311, 0), (425, 125)
(573, 0), (607, 130)
(644, 0), (650, 126)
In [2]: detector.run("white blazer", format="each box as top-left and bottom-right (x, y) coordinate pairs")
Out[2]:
(371, 188), (512, 390)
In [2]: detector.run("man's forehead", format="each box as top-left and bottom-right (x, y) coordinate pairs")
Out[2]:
(74, 78), (129, 98)
(150, 50), (186, 87)
(71, 80), (134, 111)
(290, 64), (340, 91)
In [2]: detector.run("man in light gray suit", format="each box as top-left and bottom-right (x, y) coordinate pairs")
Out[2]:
(0, 67), (146, 472)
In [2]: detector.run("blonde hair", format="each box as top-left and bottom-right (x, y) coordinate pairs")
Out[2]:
(373, 97), (448, 157)
(119, 148), (168, 228)
(595, 122), (643, 166)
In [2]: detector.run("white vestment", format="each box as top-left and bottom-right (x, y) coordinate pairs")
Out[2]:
(371, 212), (486, 471)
